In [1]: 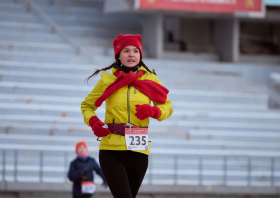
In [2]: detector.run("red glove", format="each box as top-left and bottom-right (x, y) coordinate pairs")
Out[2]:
(135, 104), (161, 120)
(89, 116), (111, 137)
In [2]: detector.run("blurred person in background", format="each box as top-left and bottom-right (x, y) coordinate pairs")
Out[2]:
(81, 34), (173, 198)
(68, 141), (107, 198)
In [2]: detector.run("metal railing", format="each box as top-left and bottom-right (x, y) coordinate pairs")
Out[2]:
(0, 149), (279, 186)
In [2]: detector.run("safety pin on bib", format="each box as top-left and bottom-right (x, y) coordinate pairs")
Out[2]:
(126, 123), (134, 144)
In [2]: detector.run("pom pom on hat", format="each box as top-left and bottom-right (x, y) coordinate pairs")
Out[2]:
(113, 34), (143, 61)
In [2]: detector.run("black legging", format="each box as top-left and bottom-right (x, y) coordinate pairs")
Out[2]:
(99, 150), (148, 198)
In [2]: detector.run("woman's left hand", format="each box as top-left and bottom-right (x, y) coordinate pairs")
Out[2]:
(135, 104), (161, 120)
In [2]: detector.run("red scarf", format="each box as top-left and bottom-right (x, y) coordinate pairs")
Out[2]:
(95, 69), (169, 107)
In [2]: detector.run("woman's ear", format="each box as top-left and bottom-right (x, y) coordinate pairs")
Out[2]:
(117, 54), (121, 62)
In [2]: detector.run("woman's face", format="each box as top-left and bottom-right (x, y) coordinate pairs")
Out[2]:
(77, 145), (87, 156)
(119, 45), (140, 67)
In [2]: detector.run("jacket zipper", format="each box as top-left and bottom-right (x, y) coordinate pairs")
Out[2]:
(128, 68), (139, 123)
(127, 84), (131, 123)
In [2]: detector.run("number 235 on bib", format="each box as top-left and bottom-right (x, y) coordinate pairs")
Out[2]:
(125, 126), (148, 151)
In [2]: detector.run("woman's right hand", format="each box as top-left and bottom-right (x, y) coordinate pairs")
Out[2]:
(89, 116), (111, 137)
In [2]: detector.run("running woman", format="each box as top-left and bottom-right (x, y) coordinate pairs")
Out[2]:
(81, 34), (173, 198)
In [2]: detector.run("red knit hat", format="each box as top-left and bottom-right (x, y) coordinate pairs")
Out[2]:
(75, 141), (88, 154)
(113, 34), (143, 61)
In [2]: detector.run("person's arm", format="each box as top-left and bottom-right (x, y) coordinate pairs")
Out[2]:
(92, 159), (106, 181)
(151, 74), (173, 121)
(92, 159), (107, 187)
(67, 161), (86, 182)
(81, 77), (104, 127)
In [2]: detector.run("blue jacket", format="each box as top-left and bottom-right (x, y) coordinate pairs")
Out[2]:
(68, 156), (106, 198)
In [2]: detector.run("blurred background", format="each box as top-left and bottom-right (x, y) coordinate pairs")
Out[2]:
(0, 0), (280, 197)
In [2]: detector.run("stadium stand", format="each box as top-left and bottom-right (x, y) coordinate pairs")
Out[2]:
(0, 0), (280, 197)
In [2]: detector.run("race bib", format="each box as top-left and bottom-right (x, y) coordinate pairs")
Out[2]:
(125, 125), (148, 150)
(81, 181), (96, 194)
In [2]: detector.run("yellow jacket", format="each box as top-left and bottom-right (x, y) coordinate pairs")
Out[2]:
(81, 65), (173, 155)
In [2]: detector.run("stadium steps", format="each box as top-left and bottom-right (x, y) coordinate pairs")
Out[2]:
(0, 0), (280, 188)
(0, 51), (91, 63)
(0, 3), (28, 13)
(0, 41), (75, 53)
(0, 31), (67, 43)
(0, 11), (42, 23)
(35, 2), (142, 52)
(0, 21), (52, 33)
(0, 67), (269, 92)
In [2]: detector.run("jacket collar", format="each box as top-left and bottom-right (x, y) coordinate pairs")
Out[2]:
(112, 65), (148, 75)
(77, 156), (90, 162)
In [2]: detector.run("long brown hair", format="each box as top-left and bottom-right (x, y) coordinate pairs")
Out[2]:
(84, 55), (156, 85)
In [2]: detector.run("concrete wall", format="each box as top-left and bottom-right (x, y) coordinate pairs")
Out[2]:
(213, 18), (240, 62)
(180, 19), (215, 53)
(142, 13), (164, 58)
(268, 72), (280, 109)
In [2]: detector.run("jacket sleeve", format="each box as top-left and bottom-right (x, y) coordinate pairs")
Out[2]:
(67, 161), (85, 182)
(151, 74), (173, 121)
(81, 76), (104, 127)
(92, 159), (106, 182)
